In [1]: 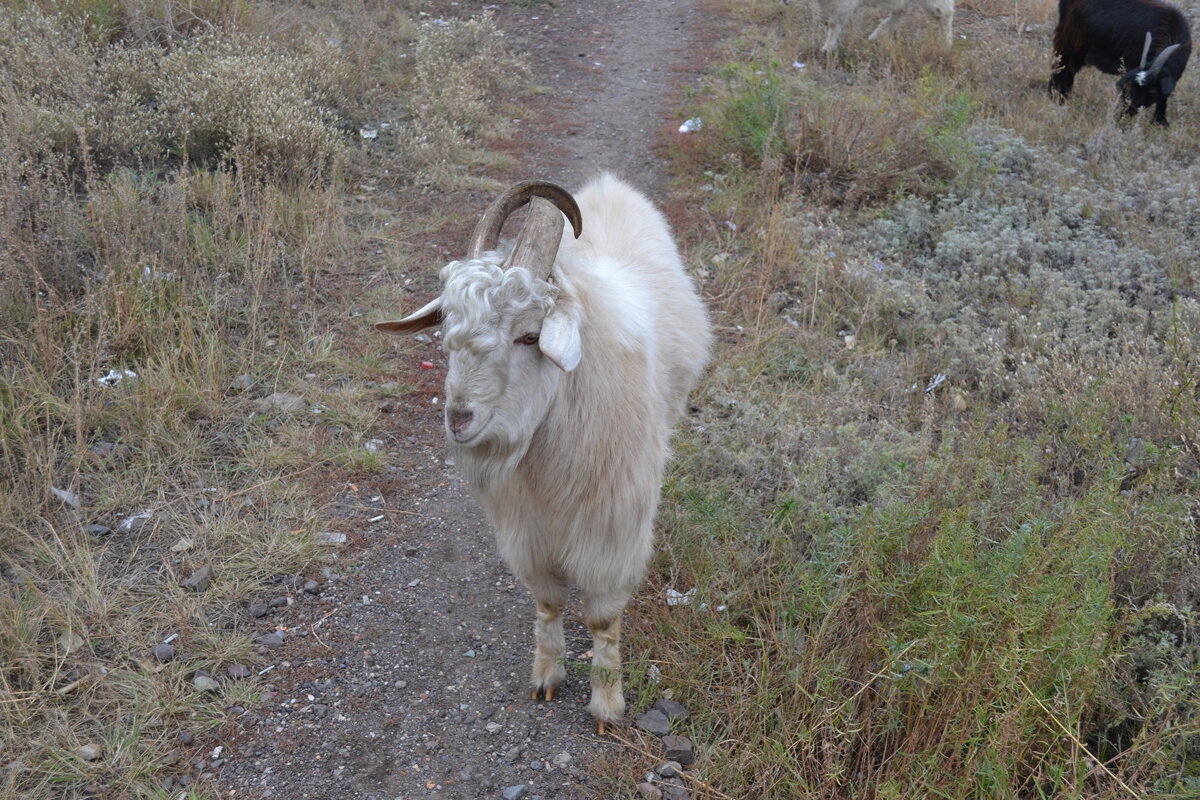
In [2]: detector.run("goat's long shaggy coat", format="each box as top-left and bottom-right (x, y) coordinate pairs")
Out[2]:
(386, 174), (711, 726)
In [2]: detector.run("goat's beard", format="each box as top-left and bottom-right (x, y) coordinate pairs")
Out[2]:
(453, 433), (530, 492)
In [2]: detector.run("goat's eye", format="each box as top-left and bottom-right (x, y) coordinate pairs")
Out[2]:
(516, 332), (539, 346)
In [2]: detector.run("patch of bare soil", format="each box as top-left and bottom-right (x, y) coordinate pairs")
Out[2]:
(216, 2), (718, 799)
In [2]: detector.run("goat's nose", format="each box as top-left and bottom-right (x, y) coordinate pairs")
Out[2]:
(447, 406), (474, 435)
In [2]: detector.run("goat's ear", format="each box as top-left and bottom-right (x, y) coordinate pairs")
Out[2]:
(1161, 74), (1177, 96)
(539, 296), (582, 372)
(375, 296), (443, 335)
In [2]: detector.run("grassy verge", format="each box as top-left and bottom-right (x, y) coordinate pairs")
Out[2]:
(0, 4), (527, 797)
(624, 1), (1200, 797)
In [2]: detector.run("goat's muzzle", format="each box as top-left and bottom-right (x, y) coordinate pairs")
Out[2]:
(447, 406), (475, 438)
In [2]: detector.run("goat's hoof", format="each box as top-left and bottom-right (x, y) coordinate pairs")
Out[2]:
(595, 719), (622, 736)
(531, 685), (558, 702)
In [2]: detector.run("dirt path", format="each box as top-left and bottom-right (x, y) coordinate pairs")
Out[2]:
(217, 2), (709, 799)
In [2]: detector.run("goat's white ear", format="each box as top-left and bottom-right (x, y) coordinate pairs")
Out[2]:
(375, 296), (443, 335)
(539, 300), (582, 372)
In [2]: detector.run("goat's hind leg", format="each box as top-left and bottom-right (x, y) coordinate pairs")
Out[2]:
(529, 579), (568, 702)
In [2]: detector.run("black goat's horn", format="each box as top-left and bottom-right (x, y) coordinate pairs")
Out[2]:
(1139, 32), (1152, 69)
(1148, 43), (1182, 76)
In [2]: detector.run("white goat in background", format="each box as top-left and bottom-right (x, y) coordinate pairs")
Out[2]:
(810, 0), (955, 53)
(377, 174), (712, 732)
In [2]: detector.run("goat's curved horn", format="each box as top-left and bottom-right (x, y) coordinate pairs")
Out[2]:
(465, 181), (583, 262)
(1139, 31), (1153, 69)
(1148, 42), (1182, 76)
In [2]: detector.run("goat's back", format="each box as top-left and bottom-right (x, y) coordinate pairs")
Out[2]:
(1056, 0), (1191, 75)
(557, 173), (711, 423)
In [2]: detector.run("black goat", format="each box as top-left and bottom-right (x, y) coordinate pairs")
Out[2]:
(1050, 0), (1191, 125)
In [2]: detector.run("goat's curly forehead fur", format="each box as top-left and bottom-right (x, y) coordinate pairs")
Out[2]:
(438, 255), (558, 350)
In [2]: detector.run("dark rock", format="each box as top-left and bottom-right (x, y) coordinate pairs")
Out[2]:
(268, 596), (288, 608)
(152, 644), (176, 662)
(85, 523), (113, 537)
(226, 664), (251, 679)
(662, 735), (695, 766)
(182, 564), (214, 592)
(501, 786), (528, 800)
(660, 785), (690, 800)
(180, 732), (193, 746)
(257, 632), (284, 649)
(657, 761), (683, 778)
(636, 709), (671, 736)
(654, 698), (690, 723)
(248, 603), (270, 618)
(303, 580), (320, 594)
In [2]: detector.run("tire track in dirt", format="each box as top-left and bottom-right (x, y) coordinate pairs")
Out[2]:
(217, 2), (709, 798)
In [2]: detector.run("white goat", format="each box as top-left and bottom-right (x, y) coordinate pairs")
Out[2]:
(812, 0), (954, 53)
(376, 174), (712, 732)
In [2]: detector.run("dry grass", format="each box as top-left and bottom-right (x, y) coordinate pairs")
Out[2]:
(617, 1), (1200, 798)
(0, 3), (529, 797)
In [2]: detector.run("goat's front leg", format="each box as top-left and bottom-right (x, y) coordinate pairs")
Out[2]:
(583, 591), (630, 735)
(867, 11), (902, 41)
(821, 16), (849, 53)
(530, 581), (568, 702)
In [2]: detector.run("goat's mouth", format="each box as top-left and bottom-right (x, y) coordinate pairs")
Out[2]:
(447, 410), (494, 446)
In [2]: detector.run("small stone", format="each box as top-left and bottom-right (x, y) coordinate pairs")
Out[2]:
(182, 564), (214, 592)
(254, 392), (306, 414)
(268, 596), (289, 608)
(192, 675), (219, 692)
(636, 709), (671, 736)
(58, 632), (85, 655)
(226, 664), (251, 679)
(152, 644), (176, 662)
(654, 699), (690, 723)
(85, 523), (112, 537)
(51, 486), (81, 510)
(377, 400), (395, 414)
(303, 580), (320, 594)
(503, 746), (522, 762)
(229, 374), (254, 392)
(485, 722), (502, 733)
(248, 603), (269, 618)
(404, 546), (419, 557)
(660, 785), (690, 800)
(635, 783), (663, 800)
(180, 732), (194, 746)
(501, 786), (528, 800)
(552, 751), (572, 768)
(77, 743), (102, 762)
(257, 632), (284, 649)
(657, 761), (683, 778)
(662, 735), (694, 766)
